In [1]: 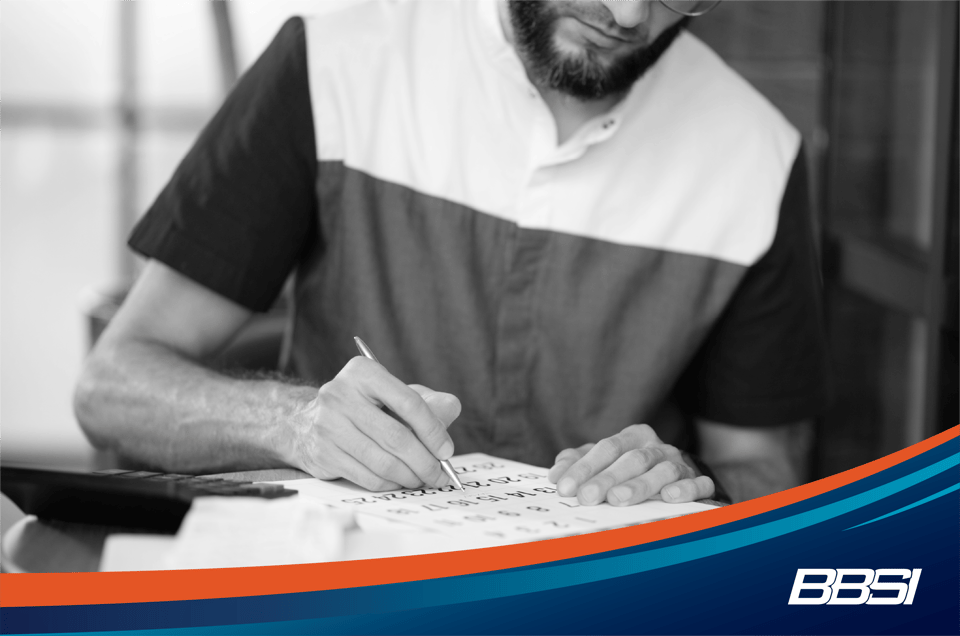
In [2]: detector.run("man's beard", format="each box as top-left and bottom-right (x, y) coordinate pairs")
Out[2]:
(507, 1), (689, 101)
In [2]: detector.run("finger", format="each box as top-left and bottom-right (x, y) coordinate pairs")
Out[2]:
(555, 435), (631, 496)
(661, 476), (715, 503)
(605, 460), (694, 506)
(347, 404), (447, 488)
(620, 423), (661, 447)
(547, 444), (593, 484)
(313, 446), (403, 492)
(576, 447), (667, 505)
(343, 358), (454, 460)
(409, 386), (462, 429)
(344, 432), (423, 489)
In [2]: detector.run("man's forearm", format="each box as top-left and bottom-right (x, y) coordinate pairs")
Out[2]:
(708, 458), (804, 504)
(74, 340), (314, 473)
(697, 419), (814, 504)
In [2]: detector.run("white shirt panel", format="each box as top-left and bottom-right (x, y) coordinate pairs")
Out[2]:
(304, 0), (801, 266)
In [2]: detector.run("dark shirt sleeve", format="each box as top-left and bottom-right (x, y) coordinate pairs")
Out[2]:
(128, 17), (317, 312)
(676, 147), (830, 426)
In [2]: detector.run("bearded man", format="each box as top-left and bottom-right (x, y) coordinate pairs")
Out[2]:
(75, 0), (828, 506)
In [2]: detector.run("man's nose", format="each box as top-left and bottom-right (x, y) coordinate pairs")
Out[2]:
(604, 0), (653, 29)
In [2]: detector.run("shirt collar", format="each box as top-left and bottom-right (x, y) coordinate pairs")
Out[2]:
(471, 0), (651, 158)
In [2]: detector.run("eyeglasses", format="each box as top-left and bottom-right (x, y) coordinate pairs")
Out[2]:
(658, 0), (722, 17)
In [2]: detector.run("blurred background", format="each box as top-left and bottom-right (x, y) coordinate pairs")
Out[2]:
(2, 0), (957, 481)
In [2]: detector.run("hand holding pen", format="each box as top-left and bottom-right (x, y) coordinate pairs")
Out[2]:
(355, 337), (465, 493)
(285, 339), (462, 492)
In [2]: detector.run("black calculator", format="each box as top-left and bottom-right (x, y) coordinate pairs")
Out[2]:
(1, 466), (298, 533)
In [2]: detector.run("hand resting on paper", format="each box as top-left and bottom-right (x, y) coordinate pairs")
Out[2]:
(291, 359), (462, 492)
(547, 424), (715, 506)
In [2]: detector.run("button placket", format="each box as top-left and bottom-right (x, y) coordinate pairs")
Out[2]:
(492, 223), (549, 447)
(492, 167), (552, 448)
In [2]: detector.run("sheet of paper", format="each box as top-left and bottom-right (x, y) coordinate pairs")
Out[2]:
(162, 496), (355, 569)
(273, 453), (713, 544)
(101, 534), (177, 571)
(100, 508), (498, 570)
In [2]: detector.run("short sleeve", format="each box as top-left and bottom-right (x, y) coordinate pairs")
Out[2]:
(128, 17), (317, 312)
(676, 147), (830, 426)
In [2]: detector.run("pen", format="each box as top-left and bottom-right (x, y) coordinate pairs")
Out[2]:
(354, 337), (466, 494)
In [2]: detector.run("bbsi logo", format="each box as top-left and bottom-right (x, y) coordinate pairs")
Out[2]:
(788, 569), (921, 605)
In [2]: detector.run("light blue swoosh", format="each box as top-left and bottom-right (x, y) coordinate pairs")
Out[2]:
(844, 482), (960, 530)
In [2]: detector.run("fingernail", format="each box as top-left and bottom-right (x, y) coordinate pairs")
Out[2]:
(664, 486), (680, 500)
(580, 484), (601, 505)
(609, 486), (631, 505)
(438, 440), (454, 460)
(558, 477), (576, 496)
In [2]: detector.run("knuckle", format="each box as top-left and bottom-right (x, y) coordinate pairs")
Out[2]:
(648, 446), (668, 464)
(341, 356), (369, 376)
(422, 422), (450, 448)
(394, 392), (426, 418)
(663, 461), (683, 481)
(638, 424), (664, 446)
(379, 423), (410, 452)
(628, 479), (652, 502)
(636, 448), (658, 468)
(596, 436), (623, 457)
(566, 459), (594, 482)
(315, 380), (338, 400)
(623, 448), (647, 466)
(631, 423), (654, 437)
(313, 385), (345, 414)
(371, 452), (399, 473)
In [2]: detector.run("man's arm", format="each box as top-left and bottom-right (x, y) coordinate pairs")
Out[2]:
(74, 260), (460, 490)
(697, 418), (813, 503)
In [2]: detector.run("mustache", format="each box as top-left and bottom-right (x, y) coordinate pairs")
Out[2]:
(575, 19), (648, 44)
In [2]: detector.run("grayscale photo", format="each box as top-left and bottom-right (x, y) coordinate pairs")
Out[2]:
(2, 0), (956, 584)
